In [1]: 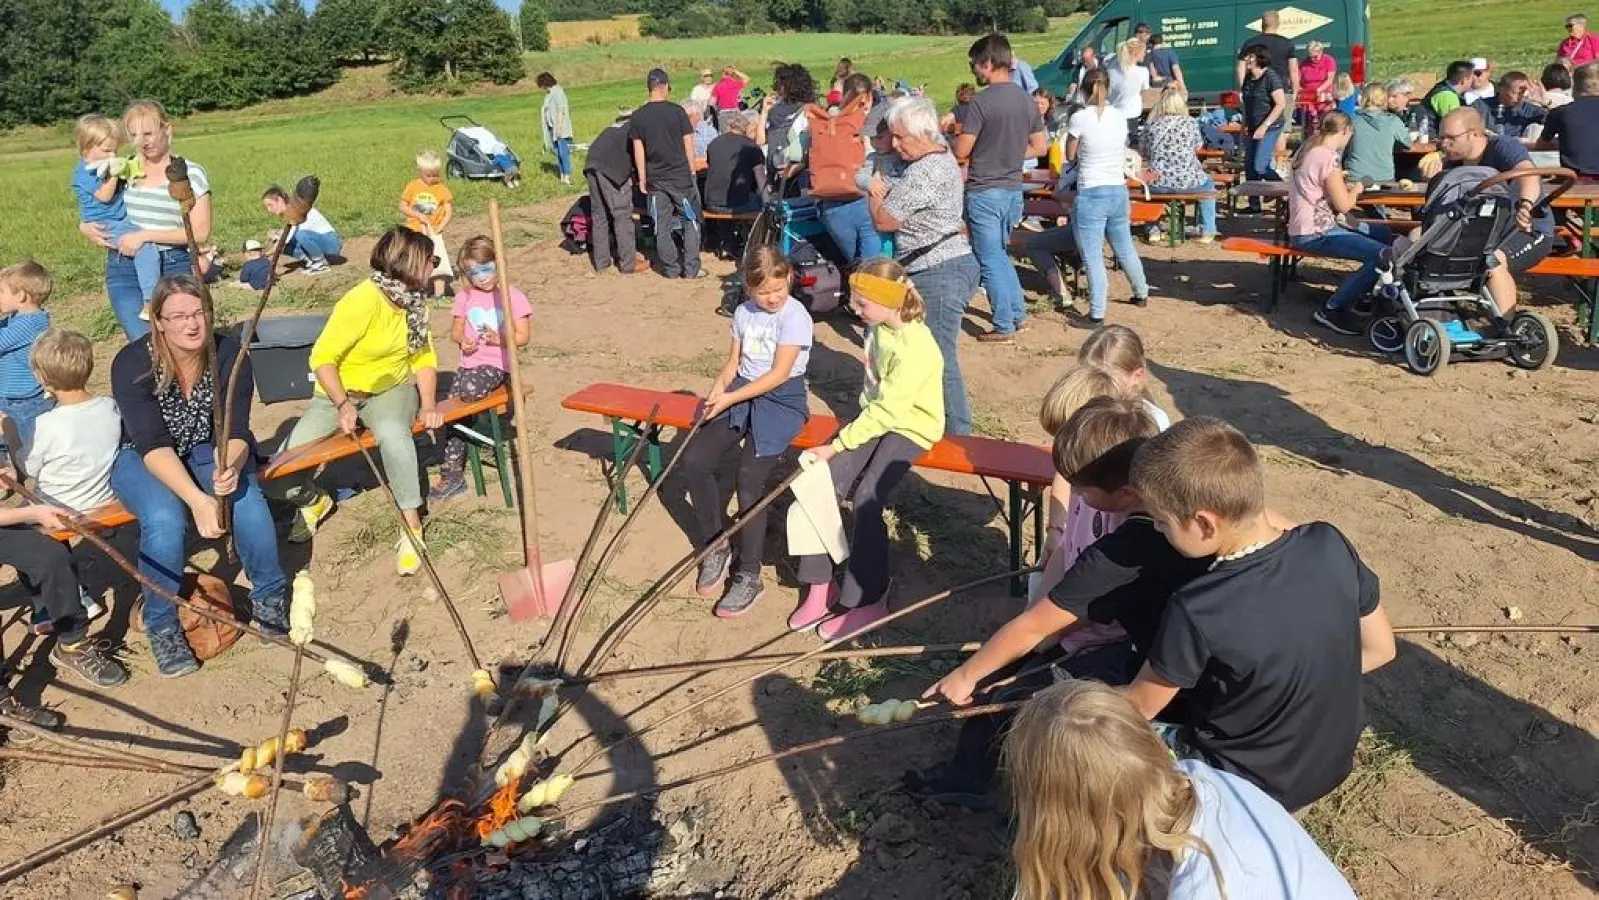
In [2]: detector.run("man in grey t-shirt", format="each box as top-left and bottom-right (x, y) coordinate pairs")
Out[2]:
(953, 33), (1047, 342)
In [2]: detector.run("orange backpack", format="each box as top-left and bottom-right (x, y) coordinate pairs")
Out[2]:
(804, 96), (870, 201)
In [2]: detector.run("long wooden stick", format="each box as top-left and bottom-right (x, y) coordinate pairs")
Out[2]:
(0, 770), (218, 884)
(249, 645), (305, 900)
(576, 467), (807, 680)
(551, 404), (663, 673)
(575, 642), (985, 685)
(0, 746), (204, 774)
(0, 711), (215, 776)
(0, 473), (360, 669)
(570, 566), (1033, 776)
(1390, 624), (1599, 635)
(560, 700), (1024, 817)
(348, 438), (481, 671)
(556, 413), (708, 675)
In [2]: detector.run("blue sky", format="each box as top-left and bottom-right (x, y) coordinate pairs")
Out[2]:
(159, 0), (522, 14)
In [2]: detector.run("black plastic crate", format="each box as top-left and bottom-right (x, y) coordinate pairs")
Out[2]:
(241, 315), (326, 404)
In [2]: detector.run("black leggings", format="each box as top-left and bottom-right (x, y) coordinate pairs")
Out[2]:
(796, 433), (921, 609)
(0, 526), (88, 646)
(677, 423), (784, 575)
(441, 365), (509, 478)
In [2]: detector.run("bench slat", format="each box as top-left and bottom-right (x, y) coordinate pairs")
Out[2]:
(561, 383), (1054, 486)
(1220, 236), (1599, 278)
(262, 386), (510, 480)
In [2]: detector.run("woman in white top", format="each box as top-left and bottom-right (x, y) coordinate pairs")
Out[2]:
(1005, 680), (1356, 900)
(1064, 69), (1150, 326)
(1107, 38), (1151, 125)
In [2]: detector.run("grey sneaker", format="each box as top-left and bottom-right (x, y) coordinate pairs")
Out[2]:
(51, 639), (129, 689)
(714, 572), (766, 619)
(253, 594), (289, 647)
(0, 692), (64, 741)
(149, 627), (200, 678)
(696, 546), (730, 598)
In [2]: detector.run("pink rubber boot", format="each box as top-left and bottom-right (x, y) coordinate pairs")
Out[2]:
(788, 582), (836, 632)
(816, 599), (892, 641)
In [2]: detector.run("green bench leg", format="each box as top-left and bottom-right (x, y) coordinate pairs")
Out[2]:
(1166, 200), (1183, 249)
(489, 409), (512, 508)
(1585, 203), (1597, 345)
(1266, 256), (1283, 311)
(607, 418), (667, 514)
(467, 438), (486, 498)
(1008, 481), (1024, 597)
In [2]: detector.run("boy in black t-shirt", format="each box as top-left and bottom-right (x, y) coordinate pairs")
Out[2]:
(909, 396), (1207, 800)
(1126, 417), (1397, 812)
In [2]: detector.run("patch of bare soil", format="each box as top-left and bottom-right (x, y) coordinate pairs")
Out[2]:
(1, 208), (1596, 899)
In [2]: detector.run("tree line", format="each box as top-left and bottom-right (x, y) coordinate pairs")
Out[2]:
(628, 0), (1091, 39)
(0, 0), (525, 129)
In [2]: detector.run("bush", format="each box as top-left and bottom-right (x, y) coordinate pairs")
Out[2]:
(1016, 4), (1050, 32)
(313, 0), (387, 63)
(520, 0), (551, 52)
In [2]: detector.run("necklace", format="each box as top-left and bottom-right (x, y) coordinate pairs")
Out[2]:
(1208, 538), (1274, 571)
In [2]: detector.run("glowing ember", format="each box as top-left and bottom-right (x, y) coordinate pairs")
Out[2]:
(475, 780), (522, 841)
(341, 878), (368, 900)
(389, 798), (472, 863)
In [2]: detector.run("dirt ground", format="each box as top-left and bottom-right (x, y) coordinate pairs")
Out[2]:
(2, 202), (1597, 899)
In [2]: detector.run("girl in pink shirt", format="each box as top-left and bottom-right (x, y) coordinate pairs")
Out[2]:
(429, 235), (532, 502)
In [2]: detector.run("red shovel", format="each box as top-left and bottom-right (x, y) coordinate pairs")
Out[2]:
(487, 198), (575, 620)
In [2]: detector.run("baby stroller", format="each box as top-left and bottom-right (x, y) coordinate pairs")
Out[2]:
(1366, 166), (1574, 376)
(441, 115), (521, 185)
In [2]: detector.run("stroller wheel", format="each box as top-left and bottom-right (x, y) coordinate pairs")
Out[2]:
(446, 160), (465, 180)
(1368, 315), (1405, 355)
(1404, 319), (1451, 376)
(1506, 311), (1559, 371)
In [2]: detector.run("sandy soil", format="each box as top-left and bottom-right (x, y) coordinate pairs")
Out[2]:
(1, 204), (1597, 899)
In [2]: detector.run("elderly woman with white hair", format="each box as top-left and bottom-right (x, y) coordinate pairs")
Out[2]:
(684, 98), (718, 162)
(866, 97), (981, 436)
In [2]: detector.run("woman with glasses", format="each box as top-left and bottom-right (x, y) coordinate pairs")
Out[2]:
(109, 274), (289, 677)
(273, 227), (443, 577)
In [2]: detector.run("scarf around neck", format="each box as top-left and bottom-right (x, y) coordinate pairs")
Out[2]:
(369, 270), (430, 355)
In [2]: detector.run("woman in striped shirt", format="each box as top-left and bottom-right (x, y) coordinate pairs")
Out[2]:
(77, 101), (212, 341)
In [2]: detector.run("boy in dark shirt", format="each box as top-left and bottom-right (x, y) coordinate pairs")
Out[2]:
(629, 69), (702, 279)
(584, 112), (639, 275)
(1126, 417), (1397, 812)
(910, 396), (1206, 800)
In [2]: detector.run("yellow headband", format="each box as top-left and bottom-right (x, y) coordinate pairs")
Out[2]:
(849, 272), (910, 310)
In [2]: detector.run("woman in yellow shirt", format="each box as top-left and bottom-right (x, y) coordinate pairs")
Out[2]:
(279, 228), (444, 574)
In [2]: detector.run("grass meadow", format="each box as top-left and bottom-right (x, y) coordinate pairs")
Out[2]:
(0, 3), (1575, 311)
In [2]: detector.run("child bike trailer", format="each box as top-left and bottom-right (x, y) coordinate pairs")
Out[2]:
(441, 115), (521, 183)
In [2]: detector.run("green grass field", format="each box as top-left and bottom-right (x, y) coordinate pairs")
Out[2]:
(0, 5), (1574, 309)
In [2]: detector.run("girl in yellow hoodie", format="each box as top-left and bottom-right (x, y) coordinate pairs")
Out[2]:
(791, 258), (945, 639)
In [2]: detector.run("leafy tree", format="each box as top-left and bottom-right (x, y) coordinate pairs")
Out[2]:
(81, 0), (193, 114)
(313, 0), (386, 63)
(443, 0), (525, 84)
(0, 0), (99, 127)
(763, 0), (807, 30)
(380, 0), (450, 88)
(520, 0), (551, 52)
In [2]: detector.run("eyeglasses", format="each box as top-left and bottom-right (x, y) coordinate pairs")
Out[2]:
(160, 310), (207, 324)
(1439, 130), (1474, 142)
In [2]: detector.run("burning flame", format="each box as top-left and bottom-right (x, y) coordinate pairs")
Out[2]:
(475, 780), (522, 841)
(341, 878), (368, 900)
(389, 798), (472, 863)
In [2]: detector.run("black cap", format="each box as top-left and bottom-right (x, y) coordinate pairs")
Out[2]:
(647, 68), (670, 88)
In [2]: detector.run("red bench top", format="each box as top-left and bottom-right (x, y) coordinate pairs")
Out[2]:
(1220, 237), (1599, 278)
(48, 385), (512, 541)
(562, 382), (1054, 487)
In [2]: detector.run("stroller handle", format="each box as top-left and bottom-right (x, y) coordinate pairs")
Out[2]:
(1470, 166), (1579, 211)
(439, 115), (482, 131)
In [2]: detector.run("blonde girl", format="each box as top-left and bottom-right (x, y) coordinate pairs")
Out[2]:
(1077, 323), (1172, 430)
(1006, 681), (1354, 900)
(683, 247), (813, 618)
(790, 258), (942, 639)
(1334, 72), (1358, 115)
(1288, 111), (1395, 336)
(428, 236), (532, 503)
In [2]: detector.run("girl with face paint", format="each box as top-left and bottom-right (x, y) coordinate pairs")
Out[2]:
(429, 235), (533, 502)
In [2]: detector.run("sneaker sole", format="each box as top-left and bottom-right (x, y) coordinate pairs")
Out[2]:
(714, 588), (765, 619)
(1313, 310), (1362, 336)
(50, 653), (128, 689)
(159, 663), (201, 678)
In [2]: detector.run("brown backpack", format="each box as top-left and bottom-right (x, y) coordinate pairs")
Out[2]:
(130, 572), (245, 661)
(804, 96), (870, 201)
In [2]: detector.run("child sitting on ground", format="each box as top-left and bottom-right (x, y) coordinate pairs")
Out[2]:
(0, 262), (56, 452)
(682, 247), (812, 618)
(238, 239), (271, 291)
(400, 151), (456, 297)
(1125, 417), (1397, 811)
(790, 259), (944, 640)
(70, 115), (160, 317)
(1005, 680), (1356, 899)
(0, 490), (128, 697)
(912, 396), (1204, 802)
(428, 236), (532, 502)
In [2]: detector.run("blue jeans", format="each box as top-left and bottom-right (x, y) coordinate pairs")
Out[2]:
(0, 392), (54, 454)
(107, 245), (192, 341)
(1072, 186), (1150, 319)
(964, 188), (1026, 334)
(553, 138), (573, 178)
(1243, 123), (1285, 185)
(821, 198), (883, 264)
(289, 229), (343, 263)
(1152, 179), (1219, 236)
(109, 443), (287, 635)
(906, 254), (981, 436)
(102, 218), (162, 299)
(1291, 223), (1394, 311)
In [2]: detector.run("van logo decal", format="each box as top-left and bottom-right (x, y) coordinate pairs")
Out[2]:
(1246, 6), (1333, 39)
